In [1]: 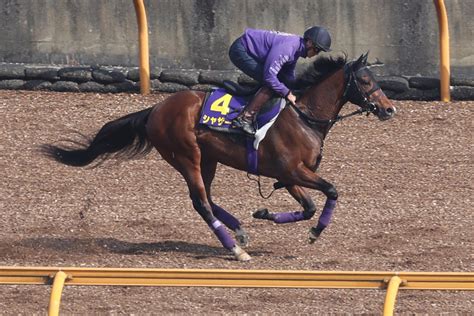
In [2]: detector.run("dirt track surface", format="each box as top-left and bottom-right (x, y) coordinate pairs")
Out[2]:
(0, 90), (472, 314)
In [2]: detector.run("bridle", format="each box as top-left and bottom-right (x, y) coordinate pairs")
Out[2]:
(342, 62), (381, 114)
(290, 62), (381, 128)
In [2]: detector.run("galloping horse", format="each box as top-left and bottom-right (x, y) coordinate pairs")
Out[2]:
(42, 53), (396, 261)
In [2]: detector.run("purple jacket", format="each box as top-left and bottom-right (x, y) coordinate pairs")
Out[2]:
(240, 28), (308, 97)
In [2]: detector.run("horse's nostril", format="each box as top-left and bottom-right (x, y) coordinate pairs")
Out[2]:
(386, 107), (396, 115)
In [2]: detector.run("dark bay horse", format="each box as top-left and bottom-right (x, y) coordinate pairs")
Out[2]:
(42, 53), (396, 261)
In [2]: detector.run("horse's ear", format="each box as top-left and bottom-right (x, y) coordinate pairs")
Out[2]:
(353, 51), (369, 68)
(354, 53), (365, 67)
(362, 51), (370, 65)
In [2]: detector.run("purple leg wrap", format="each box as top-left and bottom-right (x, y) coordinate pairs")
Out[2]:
(212, 204), (241, 231)
(273, 211), (305, 224)
(316, 199), (337, 230)
(210, 220), (236, 250)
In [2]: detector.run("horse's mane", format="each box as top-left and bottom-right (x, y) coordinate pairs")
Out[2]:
(293, 54), (348, 90)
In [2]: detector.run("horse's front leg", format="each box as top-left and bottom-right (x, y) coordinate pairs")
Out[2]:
(253, 185), (316, 223)
(254, 169), (338, 243)
(291, 168), (339, 243)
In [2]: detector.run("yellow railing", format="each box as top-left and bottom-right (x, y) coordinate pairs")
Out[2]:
(0, 267), (472, 316)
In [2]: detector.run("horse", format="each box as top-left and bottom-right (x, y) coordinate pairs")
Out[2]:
(42, 52), (396, 261)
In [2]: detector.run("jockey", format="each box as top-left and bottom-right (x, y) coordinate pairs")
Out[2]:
(228, 26), (332, 136)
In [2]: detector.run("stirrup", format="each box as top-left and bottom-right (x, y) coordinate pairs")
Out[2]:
(232, 117), (256, 135)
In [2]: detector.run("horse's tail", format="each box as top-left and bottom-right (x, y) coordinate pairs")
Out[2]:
(41, 107), (153, 167)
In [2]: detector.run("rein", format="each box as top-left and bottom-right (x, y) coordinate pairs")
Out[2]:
(290, 63), (379, 129)
(289, 102), (370, 128)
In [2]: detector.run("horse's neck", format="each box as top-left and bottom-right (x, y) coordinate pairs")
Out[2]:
(300, 68), (346, 121)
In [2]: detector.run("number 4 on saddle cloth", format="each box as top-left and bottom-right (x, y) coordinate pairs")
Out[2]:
(199, 87), (286, 175)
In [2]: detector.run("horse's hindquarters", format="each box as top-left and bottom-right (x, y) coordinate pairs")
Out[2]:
(146, 90), (205, 149)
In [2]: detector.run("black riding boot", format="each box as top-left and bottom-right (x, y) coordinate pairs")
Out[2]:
(232, 86), (273, 135)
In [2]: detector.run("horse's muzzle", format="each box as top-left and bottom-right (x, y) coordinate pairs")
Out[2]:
(375, 104), (397, 121)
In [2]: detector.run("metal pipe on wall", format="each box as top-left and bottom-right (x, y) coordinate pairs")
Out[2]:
(433, 0), (451, 102)
(133, 0), (150, 94)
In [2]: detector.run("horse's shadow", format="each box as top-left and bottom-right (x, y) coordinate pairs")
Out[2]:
(19, 237), (271, 260)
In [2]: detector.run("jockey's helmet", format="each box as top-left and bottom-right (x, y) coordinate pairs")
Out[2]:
(303, 26), (332, 52)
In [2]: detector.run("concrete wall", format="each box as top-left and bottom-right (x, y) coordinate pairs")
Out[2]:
(0, 0), (473, 77)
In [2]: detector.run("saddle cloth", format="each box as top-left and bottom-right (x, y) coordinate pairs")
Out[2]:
(199, 88), (286, 150)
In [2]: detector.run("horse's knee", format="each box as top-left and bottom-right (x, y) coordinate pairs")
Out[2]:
(191, 195), (213, 222)
(190, 193), (201, 207)
(302, 199), (317, 220)
(315, 179), (338, 200)
(302, 207), (316, 220)
(325, 185), (338, 200)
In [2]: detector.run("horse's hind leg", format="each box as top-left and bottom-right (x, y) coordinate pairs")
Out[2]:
(253, 185), (316, 223)
(201, 158), (249, 247)
(160, 150), (251, 261)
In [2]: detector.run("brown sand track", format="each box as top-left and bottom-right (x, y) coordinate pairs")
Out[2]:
(0, 90), (472, 314)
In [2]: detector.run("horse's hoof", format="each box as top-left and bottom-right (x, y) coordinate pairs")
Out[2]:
(253, 208), (270, 220)
(232, 245), (251, 261)
(308, 227), (320, 244)
(308, 235), (318, 244)
(235, 228), (249, 247)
